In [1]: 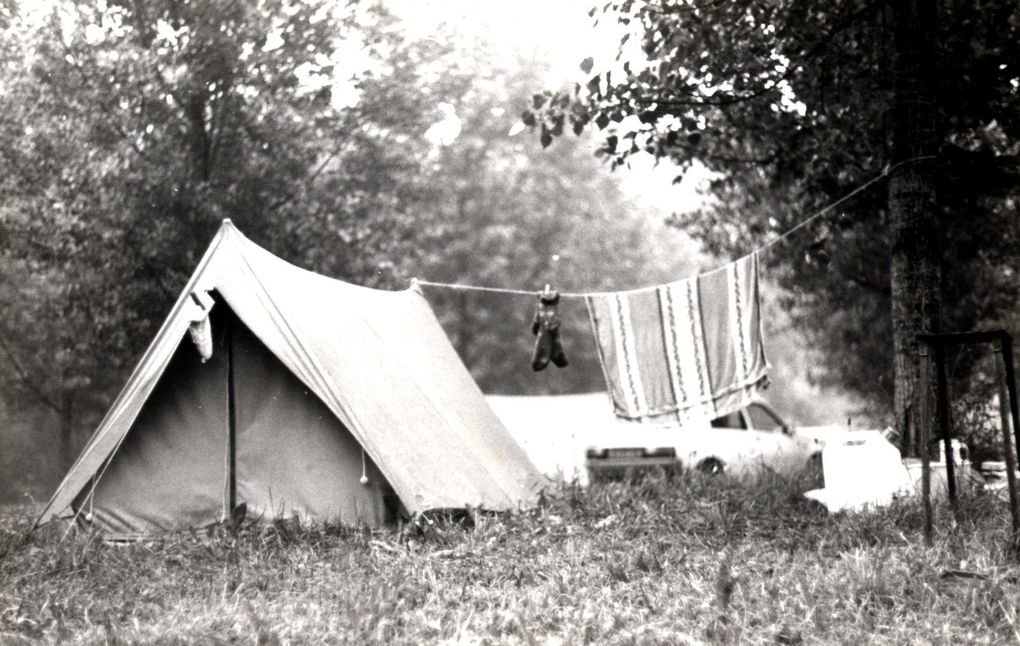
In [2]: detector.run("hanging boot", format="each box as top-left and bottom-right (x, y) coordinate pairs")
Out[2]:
(531, 287), (569, 371)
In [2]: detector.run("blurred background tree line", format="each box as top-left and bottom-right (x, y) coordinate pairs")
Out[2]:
(7, 0), (1015, 501)
(0, 0), (719, 501)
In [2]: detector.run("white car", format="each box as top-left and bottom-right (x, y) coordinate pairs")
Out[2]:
(485, 393), (822, 485)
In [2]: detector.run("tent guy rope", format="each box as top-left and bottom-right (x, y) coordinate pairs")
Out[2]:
(413, 154), (937, 298)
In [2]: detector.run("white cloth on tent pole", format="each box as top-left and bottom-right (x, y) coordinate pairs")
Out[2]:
(186, 290), (215, 362)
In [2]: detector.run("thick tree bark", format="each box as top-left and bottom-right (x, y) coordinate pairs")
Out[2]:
(889, 0), (940, 456)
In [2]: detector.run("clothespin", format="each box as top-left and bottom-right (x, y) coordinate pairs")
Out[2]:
(543, 283), (551, 296)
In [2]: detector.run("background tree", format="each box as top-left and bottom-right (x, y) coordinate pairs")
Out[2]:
(0, 0), (704, 500)
(408, 55), (701, 395)
(0, 0), (883, 503)
(0, 0), (467, 475)
(526, 0), (1020, 447)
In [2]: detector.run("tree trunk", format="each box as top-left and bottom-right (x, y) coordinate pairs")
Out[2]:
(889, 0), (940, 456)
(58, 391), (76, 471)
(186, 92), (212, 182)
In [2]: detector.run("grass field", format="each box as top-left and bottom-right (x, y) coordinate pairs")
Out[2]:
(2, 472), (1019, 645)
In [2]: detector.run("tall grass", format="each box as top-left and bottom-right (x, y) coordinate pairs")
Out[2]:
(2, 471), (1018, 644)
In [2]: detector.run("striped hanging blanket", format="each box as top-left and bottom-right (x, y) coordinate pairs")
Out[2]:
(585, 253), (769, 422)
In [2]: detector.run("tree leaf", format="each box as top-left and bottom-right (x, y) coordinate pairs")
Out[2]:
(550, 115), (564, 137)
(540, 124), (552, 148)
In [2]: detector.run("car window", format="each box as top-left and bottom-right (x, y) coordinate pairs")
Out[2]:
(746, 402), (786, 434)
(710, 411), (746, 430)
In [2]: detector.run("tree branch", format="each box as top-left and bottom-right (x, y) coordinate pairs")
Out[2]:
(641, 0), (730, 15)
(267, 138), (346, 213)
(0, 333), (63, 415)
(631, 81), (783, 108)
(621, 0), (883, 110)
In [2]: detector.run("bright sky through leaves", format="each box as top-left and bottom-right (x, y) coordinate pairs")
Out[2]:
(383, 0), (711, 215)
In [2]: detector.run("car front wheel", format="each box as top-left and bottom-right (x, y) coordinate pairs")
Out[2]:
(696, 457), (726, 476)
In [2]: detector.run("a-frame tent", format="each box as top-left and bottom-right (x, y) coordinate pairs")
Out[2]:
(37, 220), (543, 535)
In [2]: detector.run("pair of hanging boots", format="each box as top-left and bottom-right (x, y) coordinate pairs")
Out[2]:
(531, 290), (568, 371)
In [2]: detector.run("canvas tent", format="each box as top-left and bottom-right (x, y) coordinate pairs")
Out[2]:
(37, 220), (543, 535)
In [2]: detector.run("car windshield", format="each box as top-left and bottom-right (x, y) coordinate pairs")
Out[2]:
(746, 402), (787, 434)
(710, 411), (745, 430)
(709, 403), (788, 433)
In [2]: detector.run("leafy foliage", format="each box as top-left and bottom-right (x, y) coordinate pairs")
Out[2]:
(0, 2), (703, 499)
(526, 0), (1020, 418)
(0, 1), (466, 463)
(409, 52), (700, 394)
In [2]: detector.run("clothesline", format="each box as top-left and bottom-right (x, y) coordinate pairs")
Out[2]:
(413, 154), (937, 299)
(755, 154), (936, 253)
(411, 280), (597, 299)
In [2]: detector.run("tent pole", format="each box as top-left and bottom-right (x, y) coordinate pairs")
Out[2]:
(227, 314), (237, 514)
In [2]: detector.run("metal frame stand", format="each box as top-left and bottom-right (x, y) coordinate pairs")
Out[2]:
(917, 331), (1020, 550)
